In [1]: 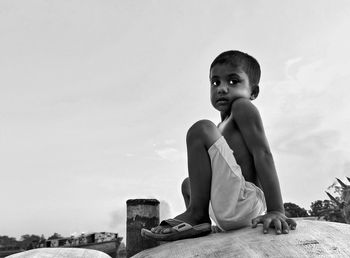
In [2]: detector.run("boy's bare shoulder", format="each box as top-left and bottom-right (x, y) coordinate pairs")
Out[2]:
(230, 99), (268, 155)
(230, 98), (260, 121)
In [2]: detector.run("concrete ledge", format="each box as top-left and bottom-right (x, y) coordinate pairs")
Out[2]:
(7, 247), (111, 258)
(133, 220), (350, 257)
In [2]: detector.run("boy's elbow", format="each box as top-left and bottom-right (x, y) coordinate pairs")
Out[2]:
(253, 148), (273, 160)
(263, 149), (273, 157)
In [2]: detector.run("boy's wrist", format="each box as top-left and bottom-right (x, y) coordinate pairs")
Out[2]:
(266, 208), (285, 214)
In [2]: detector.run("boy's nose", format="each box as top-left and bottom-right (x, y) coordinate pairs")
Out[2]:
(217, 84), (228, 94)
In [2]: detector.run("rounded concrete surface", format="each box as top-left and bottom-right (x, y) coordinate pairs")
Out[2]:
(7, 248), (110, 258)
(133, 220), (350, 257)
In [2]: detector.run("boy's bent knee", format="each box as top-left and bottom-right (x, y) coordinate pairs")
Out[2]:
(191, 119), (216, 129)
(187, 120), (216, 139)
(186, 120), (221, 148)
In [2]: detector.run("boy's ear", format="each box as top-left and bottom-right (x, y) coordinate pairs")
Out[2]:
(250, 85), (259, 100)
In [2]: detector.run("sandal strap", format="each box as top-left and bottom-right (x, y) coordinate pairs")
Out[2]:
(159, 219), (193, 232)
(172, 222), (193, 232)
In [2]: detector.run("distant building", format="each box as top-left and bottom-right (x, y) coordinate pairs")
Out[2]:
(37, 232), (122, 258)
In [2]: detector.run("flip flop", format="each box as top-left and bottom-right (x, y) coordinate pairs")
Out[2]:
(141, 218), (211, 241)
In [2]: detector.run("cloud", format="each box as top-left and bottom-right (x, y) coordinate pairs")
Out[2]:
(154, 147), (182, 162)
(258, 52), (350, 208)
(109, 207), (126, 239)
(343, 162), (350, 176)
(285, 57), (303, 79)
(164, 139), (177, 145)
(263, 55), (350, 155)
(125, 153), (135, 158)
(153, 139), (186, 162)
(159, 200), (172, 221)
(274, 128), (340, 156)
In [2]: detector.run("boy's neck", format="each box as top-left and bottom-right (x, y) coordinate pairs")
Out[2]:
(220, 111), (230, 122)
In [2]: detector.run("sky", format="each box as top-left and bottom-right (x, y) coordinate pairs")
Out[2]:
(1, 0), (350, 241)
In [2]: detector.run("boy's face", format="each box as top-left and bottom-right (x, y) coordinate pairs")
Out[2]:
(210, 63), (257, 113)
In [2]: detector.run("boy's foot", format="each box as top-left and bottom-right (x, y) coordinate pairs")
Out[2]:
(151, 211), (211, 234)
(141, 218), (211, 241)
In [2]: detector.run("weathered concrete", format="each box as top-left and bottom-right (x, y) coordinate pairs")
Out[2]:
(126, 199), (159, 257)
(133, 219), (350, 257)
(7, 248), (110, 258)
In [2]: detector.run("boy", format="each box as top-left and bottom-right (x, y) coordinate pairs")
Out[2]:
(141, 50), (297, 241)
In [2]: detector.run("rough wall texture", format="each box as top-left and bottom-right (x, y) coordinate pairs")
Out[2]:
(126, 199), (159, 257)
(133, 219), (350, 258)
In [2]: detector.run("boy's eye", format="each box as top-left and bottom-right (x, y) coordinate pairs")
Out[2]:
(229, 79), (239, 85)
(211, 80), (220, 86)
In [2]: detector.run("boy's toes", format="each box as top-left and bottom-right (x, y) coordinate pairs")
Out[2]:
(162, 228), (172, 234)
(155, 227), (163, 234)
(151, 226), (160, 233)
(151, 226), (159, 233)
(151, 226), (173, 234)
(151, 226), (170, 234)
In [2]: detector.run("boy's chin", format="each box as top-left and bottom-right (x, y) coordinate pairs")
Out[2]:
(214, 105), (230, 113)
(211, 101), (232, 113)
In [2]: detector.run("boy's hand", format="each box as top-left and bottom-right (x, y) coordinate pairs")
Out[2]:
(251, 211), (297, 234)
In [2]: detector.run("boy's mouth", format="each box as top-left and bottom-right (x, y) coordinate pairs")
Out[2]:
(216, 98), (229, 104)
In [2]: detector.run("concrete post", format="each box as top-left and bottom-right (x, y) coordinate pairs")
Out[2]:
(126, 199), (160, 257)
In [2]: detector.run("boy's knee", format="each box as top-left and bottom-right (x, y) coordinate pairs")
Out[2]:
(186, 120), (220, 147)
(186, 120), (215, 140)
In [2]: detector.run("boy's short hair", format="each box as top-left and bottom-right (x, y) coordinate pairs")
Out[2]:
(210, 50), (261, 86)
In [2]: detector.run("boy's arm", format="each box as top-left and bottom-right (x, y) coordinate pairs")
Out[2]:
(231, 98), (296, 234)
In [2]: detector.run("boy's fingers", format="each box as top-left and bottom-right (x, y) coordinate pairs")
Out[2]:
(281, 220), (289, 234)
(286, 218), (297, 230)
(263, 218), (272, 234)
(251, 216), (263, 228)
(272, 219), (282, 234)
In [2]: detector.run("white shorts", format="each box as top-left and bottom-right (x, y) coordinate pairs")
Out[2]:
(208, 136), (266, 231)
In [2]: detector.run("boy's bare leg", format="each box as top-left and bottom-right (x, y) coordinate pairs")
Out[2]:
(181, 177), (190, 209)
(152, 120), (221, 234)
(182, 176), (222, 233)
